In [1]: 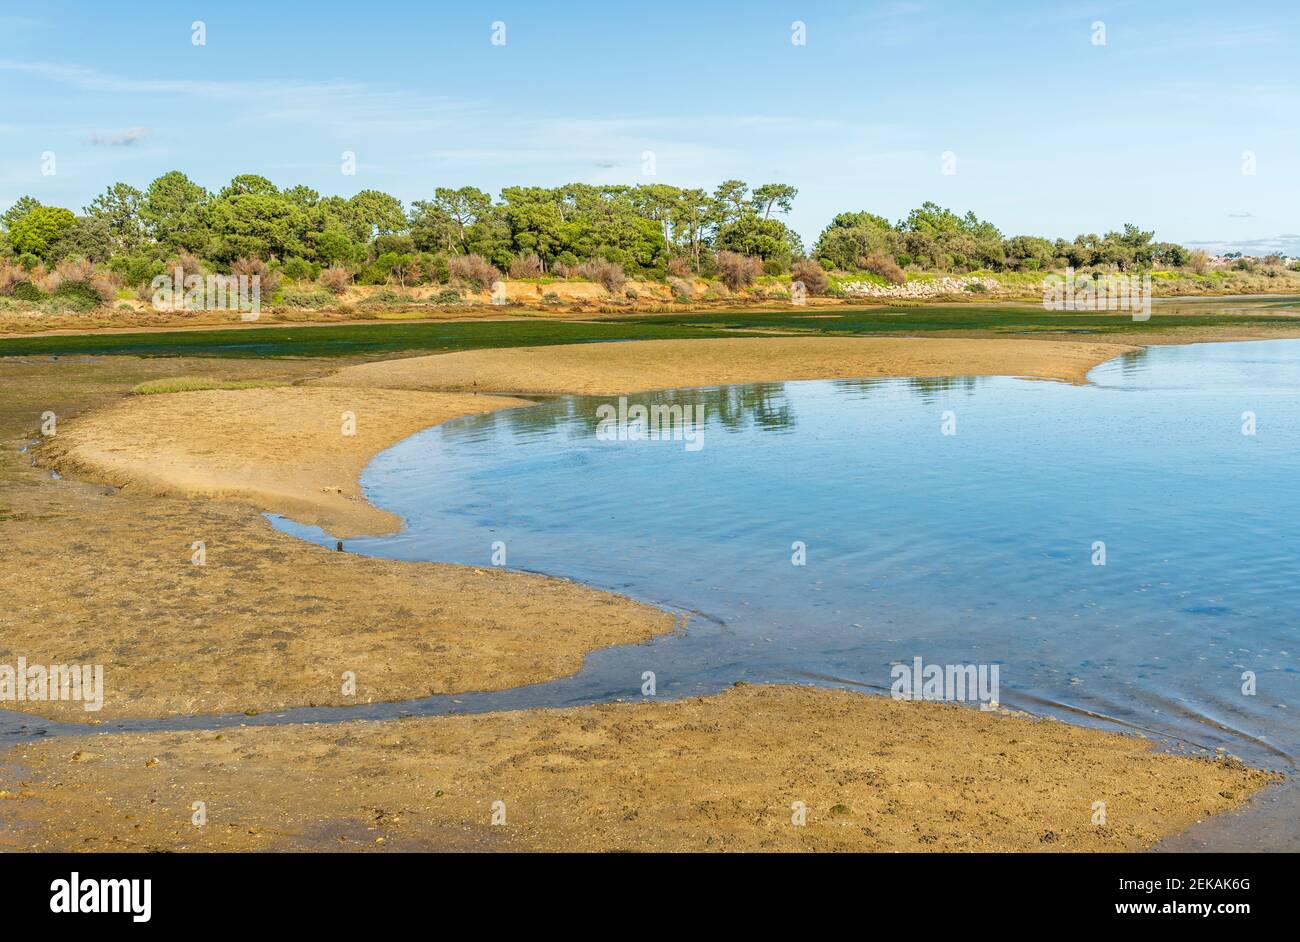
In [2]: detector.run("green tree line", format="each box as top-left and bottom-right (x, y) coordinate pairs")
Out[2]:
(0, 172), (1200, 288)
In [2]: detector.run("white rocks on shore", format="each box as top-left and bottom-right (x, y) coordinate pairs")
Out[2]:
(840, 276), (1000, 299)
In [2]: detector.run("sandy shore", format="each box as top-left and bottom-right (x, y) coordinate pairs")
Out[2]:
(0, 492), (675, 721)
(0, 358), (674, 721)
(2, 685), (1272, 852)
(316, 336), (1136, 395)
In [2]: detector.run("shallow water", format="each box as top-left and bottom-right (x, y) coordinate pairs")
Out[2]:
(272, 339), (1299, 773)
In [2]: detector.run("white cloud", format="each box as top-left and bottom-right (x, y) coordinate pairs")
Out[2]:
(90, 126), (151, 146)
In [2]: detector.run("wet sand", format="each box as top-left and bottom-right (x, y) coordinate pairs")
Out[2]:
(0, 358), (673, 722)
(2, 685), (1272, 852)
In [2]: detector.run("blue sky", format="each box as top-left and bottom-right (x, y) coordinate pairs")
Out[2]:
(1, 0), (1296, 253)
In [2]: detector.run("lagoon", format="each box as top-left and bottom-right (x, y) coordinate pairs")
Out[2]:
(278, 340), (1300, 773)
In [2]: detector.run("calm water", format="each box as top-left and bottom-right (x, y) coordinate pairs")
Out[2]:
(277, 340), (1300, 770)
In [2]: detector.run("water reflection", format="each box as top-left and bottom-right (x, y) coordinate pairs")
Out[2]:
(452, 376), (1009, 441)
(1117, 347), (1150, 378)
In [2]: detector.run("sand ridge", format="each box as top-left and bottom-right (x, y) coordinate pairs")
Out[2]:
(46, 385), (532, 538)
(314, 336), (1138, 396)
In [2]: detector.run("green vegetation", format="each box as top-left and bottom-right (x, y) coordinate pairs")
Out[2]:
(1, 299), (1296, 360)
(0, 319), (758, 359)
(0, 176), (809, 297)
(813, 206), (1201, 274)
(605, 302), (1300, 336)
(6, 171), (1281, 315)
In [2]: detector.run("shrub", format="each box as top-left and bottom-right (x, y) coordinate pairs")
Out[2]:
(45, 259), (121, 304)
(30, 263), (56, 295)
(10, 280), (45, 302)
(276, 289), (335, 309)
(435, 287), (463, 304)
(318, 267), (352, 295)
(577, 258), (626, 293)
(108, 254), (165, 288)
(0, 261), (31, 293)
(359, 288), (411, 306)
(374, 251), (414, 287)
(50, 256), (95, 285)
(231, 256), (281, 295)
(790, 259), (829, 296)
(508, 253), (544, 278)
(51, 283), (103, 310)
(421, 252), (451, 284)
(667, 257), (693, 278)
(716, 250), (762, 291)
(282, 257), (319, 282)
(551, 252), (577, 278)
(667, 276), (694, 300)
(0, 263), (22, 295)
(140, 253), (204, 303)
(447, 253), (500, 290)
(141, 252), (205, 300)
(861, 250), (906, 285)
(541, 291), (561, 305)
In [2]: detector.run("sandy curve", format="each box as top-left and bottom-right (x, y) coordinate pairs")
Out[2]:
(312, 336), (1137, 396)
(46, 385), (530, 539)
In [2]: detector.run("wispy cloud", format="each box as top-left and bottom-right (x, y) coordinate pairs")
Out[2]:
(90, 126), (151, 146)
(0, 59), (471, 135)
(0, 59), (356, 99)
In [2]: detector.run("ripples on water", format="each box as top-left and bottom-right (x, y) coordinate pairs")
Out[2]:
(278, 340), (1299, 771)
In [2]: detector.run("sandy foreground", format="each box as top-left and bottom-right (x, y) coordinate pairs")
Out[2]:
(0, 335), (1277, 851)
(1, 685), (1273, 852)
